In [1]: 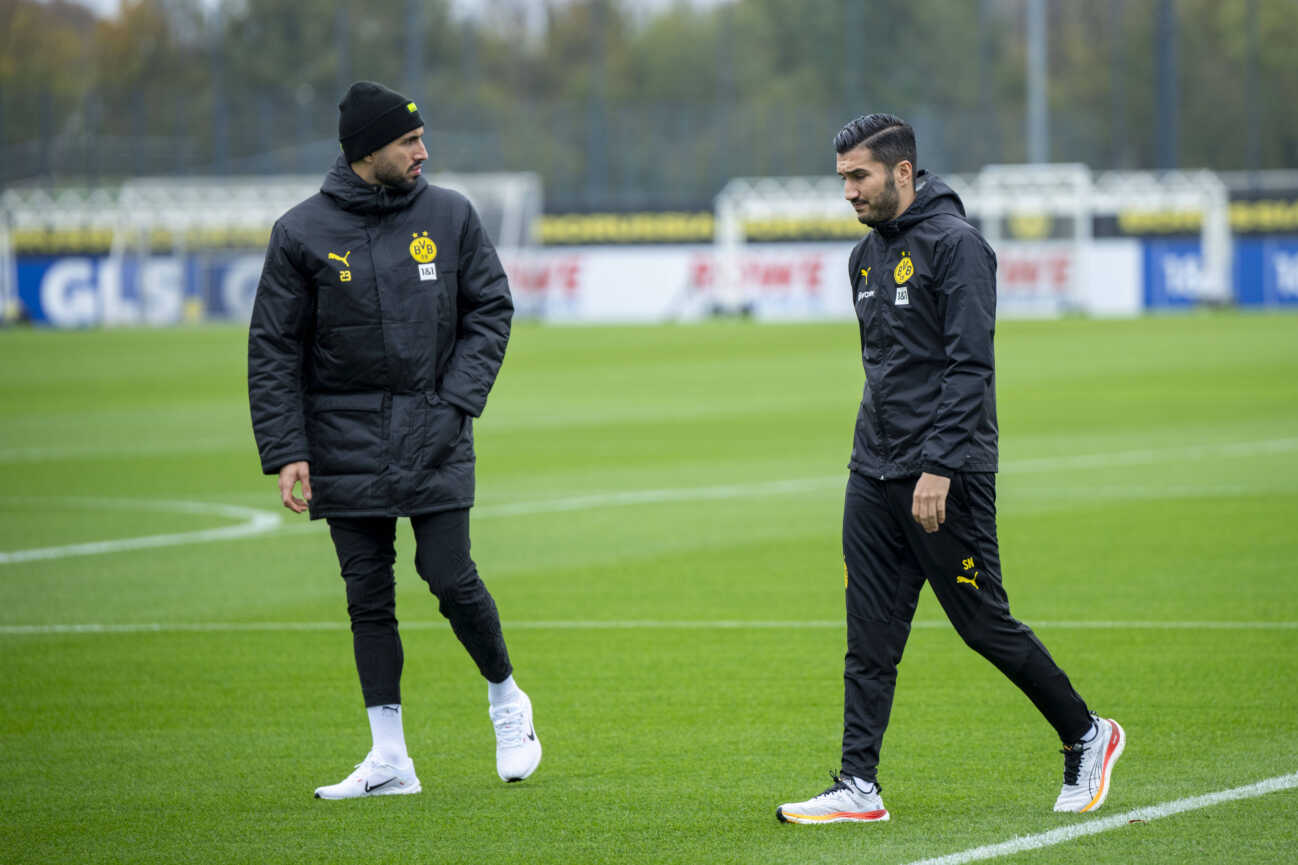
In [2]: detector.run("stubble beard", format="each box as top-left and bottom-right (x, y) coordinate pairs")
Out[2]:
(375, 158), (420, 193)
(858, 174), (900, 228)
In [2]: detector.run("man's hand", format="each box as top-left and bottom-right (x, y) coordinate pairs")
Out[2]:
(278, 461), (312, 514)
(911, 472), (951, 534)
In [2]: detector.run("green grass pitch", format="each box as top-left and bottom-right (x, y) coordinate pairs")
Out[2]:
(2, 313), (1296, 864)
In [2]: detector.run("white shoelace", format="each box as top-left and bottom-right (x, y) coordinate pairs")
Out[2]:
(491, 704), (526, 747)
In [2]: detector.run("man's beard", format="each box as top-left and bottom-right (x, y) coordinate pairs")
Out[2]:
(858, 174), (900, 227)
(375, 159), (420, 192)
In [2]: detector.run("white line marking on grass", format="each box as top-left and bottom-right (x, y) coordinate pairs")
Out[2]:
(1003, 436), (1298, 474)
(475, 476), (840, 518)
(3, 435), (1293, 559)
(3, 619), (1295, 636)
(1033, 620), (1298, 630)
(901, 771), (1298, 865)
(0, 438), (244, 463)
(502, 620), (1298, 631)
(0, 498), (282, 565)
(0, 621), (352, 634)
(467, 437), (1298, 519)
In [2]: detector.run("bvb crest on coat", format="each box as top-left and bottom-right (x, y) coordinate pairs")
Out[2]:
(409, 231), (438, 263)
(894, 252), (914, 284)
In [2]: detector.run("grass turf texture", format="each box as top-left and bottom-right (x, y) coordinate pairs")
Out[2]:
(2, 313), (1297, 864)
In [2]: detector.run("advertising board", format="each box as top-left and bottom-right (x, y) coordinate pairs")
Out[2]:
(11, 241), (1147, 326)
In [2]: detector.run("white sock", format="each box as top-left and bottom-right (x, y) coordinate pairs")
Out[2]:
(1079, 719), (1102, 744)
(487, 674), (521, 707)
(367, 704), (409, 765)
(848, 776), (878, 796)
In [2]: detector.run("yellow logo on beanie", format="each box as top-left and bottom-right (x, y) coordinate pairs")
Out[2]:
(409, 231), (437, 263)
(406, 102), (418, 113)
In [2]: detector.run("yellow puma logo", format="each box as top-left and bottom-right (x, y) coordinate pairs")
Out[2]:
(328, 250), (351, 267)
(956, 574), (979, 590)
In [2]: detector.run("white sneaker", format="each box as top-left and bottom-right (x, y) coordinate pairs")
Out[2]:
(1054, 715), (1125, 813)
(776, 774), (890, 824)
(490, 690), (541, 782)
(313, 751), (421, 799)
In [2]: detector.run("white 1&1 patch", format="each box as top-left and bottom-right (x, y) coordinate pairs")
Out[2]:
(418, 263), (438, 281)
(895, 286), (909, 305)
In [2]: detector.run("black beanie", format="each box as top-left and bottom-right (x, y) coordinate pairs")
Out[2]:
(338, 81), (424, 162)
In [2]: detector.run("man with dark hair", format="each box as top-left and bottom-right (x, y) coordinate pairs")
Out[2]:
(775, 113), (1122, 824)
(248, 80), (541, 799)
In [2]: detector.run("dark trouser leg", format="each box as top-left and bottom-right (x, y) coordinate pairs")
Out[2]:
(892, 472), (1092, 743)
(327, 516), (403, 707)
(841, 472), (926, 784)
(410, 508), (512, 684)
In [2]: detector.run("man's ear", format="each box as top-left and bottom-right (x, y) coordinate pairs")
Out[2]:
(895, 159), (913, 189)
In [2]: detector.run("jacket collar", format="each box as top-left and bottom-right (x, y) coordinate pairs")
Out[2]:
(873, 170), (966, 238)
(320, 153), (426, 215)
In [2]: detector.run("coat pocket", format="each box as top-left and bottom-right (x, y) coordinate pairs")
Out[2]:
(307, 391), (386, 475)
(423, 392), (465, 466)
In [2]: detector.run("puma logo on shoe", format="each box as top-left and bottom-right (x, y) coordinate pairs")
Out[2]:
(956, 574), (979, 589)
(364, 777), (397, 793)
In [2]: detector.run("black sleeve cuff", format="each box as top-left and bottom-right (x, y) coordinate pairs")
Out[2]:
(921, 463), (953, 478)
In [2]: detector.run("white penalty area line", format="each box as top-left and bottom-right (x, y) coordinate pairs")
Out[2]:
(3, 619), (1296, 636)
(475, 476), (838, 518)
(0, 498), (282, 565)
(1002, 436), (1298, 474)
(2, 436), (1295, 563)
(474, 436), (1298, 519)
(902, 771), (1298, 865)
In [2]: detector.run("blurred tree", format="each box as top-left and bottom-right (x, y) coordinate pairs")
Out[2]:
(0, 0), (98, 178)
(3, 0), (1298, 199)
(1179, 0), (1298, 169)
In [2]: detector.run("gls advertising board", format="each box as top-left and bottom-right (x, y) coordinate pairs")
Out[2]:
(15, 255), (264, 326)
(10, 237), (1295, 326)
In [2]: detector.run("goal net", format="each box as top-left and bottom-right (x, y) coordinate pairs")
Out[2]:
(0, 171), (542, 324)
(713, 164), (1231, 317)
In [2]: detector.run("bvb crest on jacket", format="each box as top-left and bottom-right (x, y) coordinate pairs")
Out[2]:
(894, 252), (914, 284)
(411, 231), (438, 281)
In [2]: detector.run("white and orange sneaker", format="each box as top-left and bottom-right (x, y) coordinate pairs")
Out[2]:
(313, 751), (421, 799)
(776, 774), (890, 824)
(1054, 715), (1125, 813)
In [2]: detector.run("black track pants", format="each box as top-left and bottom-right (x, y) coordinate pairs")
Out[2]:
(327, 509), (512, 707)
(840, 471), (1092, 783)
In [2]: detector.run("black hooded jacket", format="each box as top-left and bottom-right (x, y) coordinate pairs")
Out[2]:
(847, 171), (998, 480)
(248, 155), (513, 518)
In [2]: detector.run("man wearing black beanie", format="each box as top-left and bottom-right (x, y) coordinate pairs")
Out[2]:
(338, 81), (425, 175)
(249, 80), (541, 799)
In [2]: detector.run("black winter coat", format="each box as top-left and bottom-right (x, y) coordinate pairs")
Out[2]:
(248, 156), (513, 518)
(847, 171), (999, 480)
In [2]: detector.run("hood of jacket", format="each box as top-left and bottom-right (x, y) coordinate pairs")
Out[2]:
(320, 153), (427, 216)
(873, 169), (965, 239)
